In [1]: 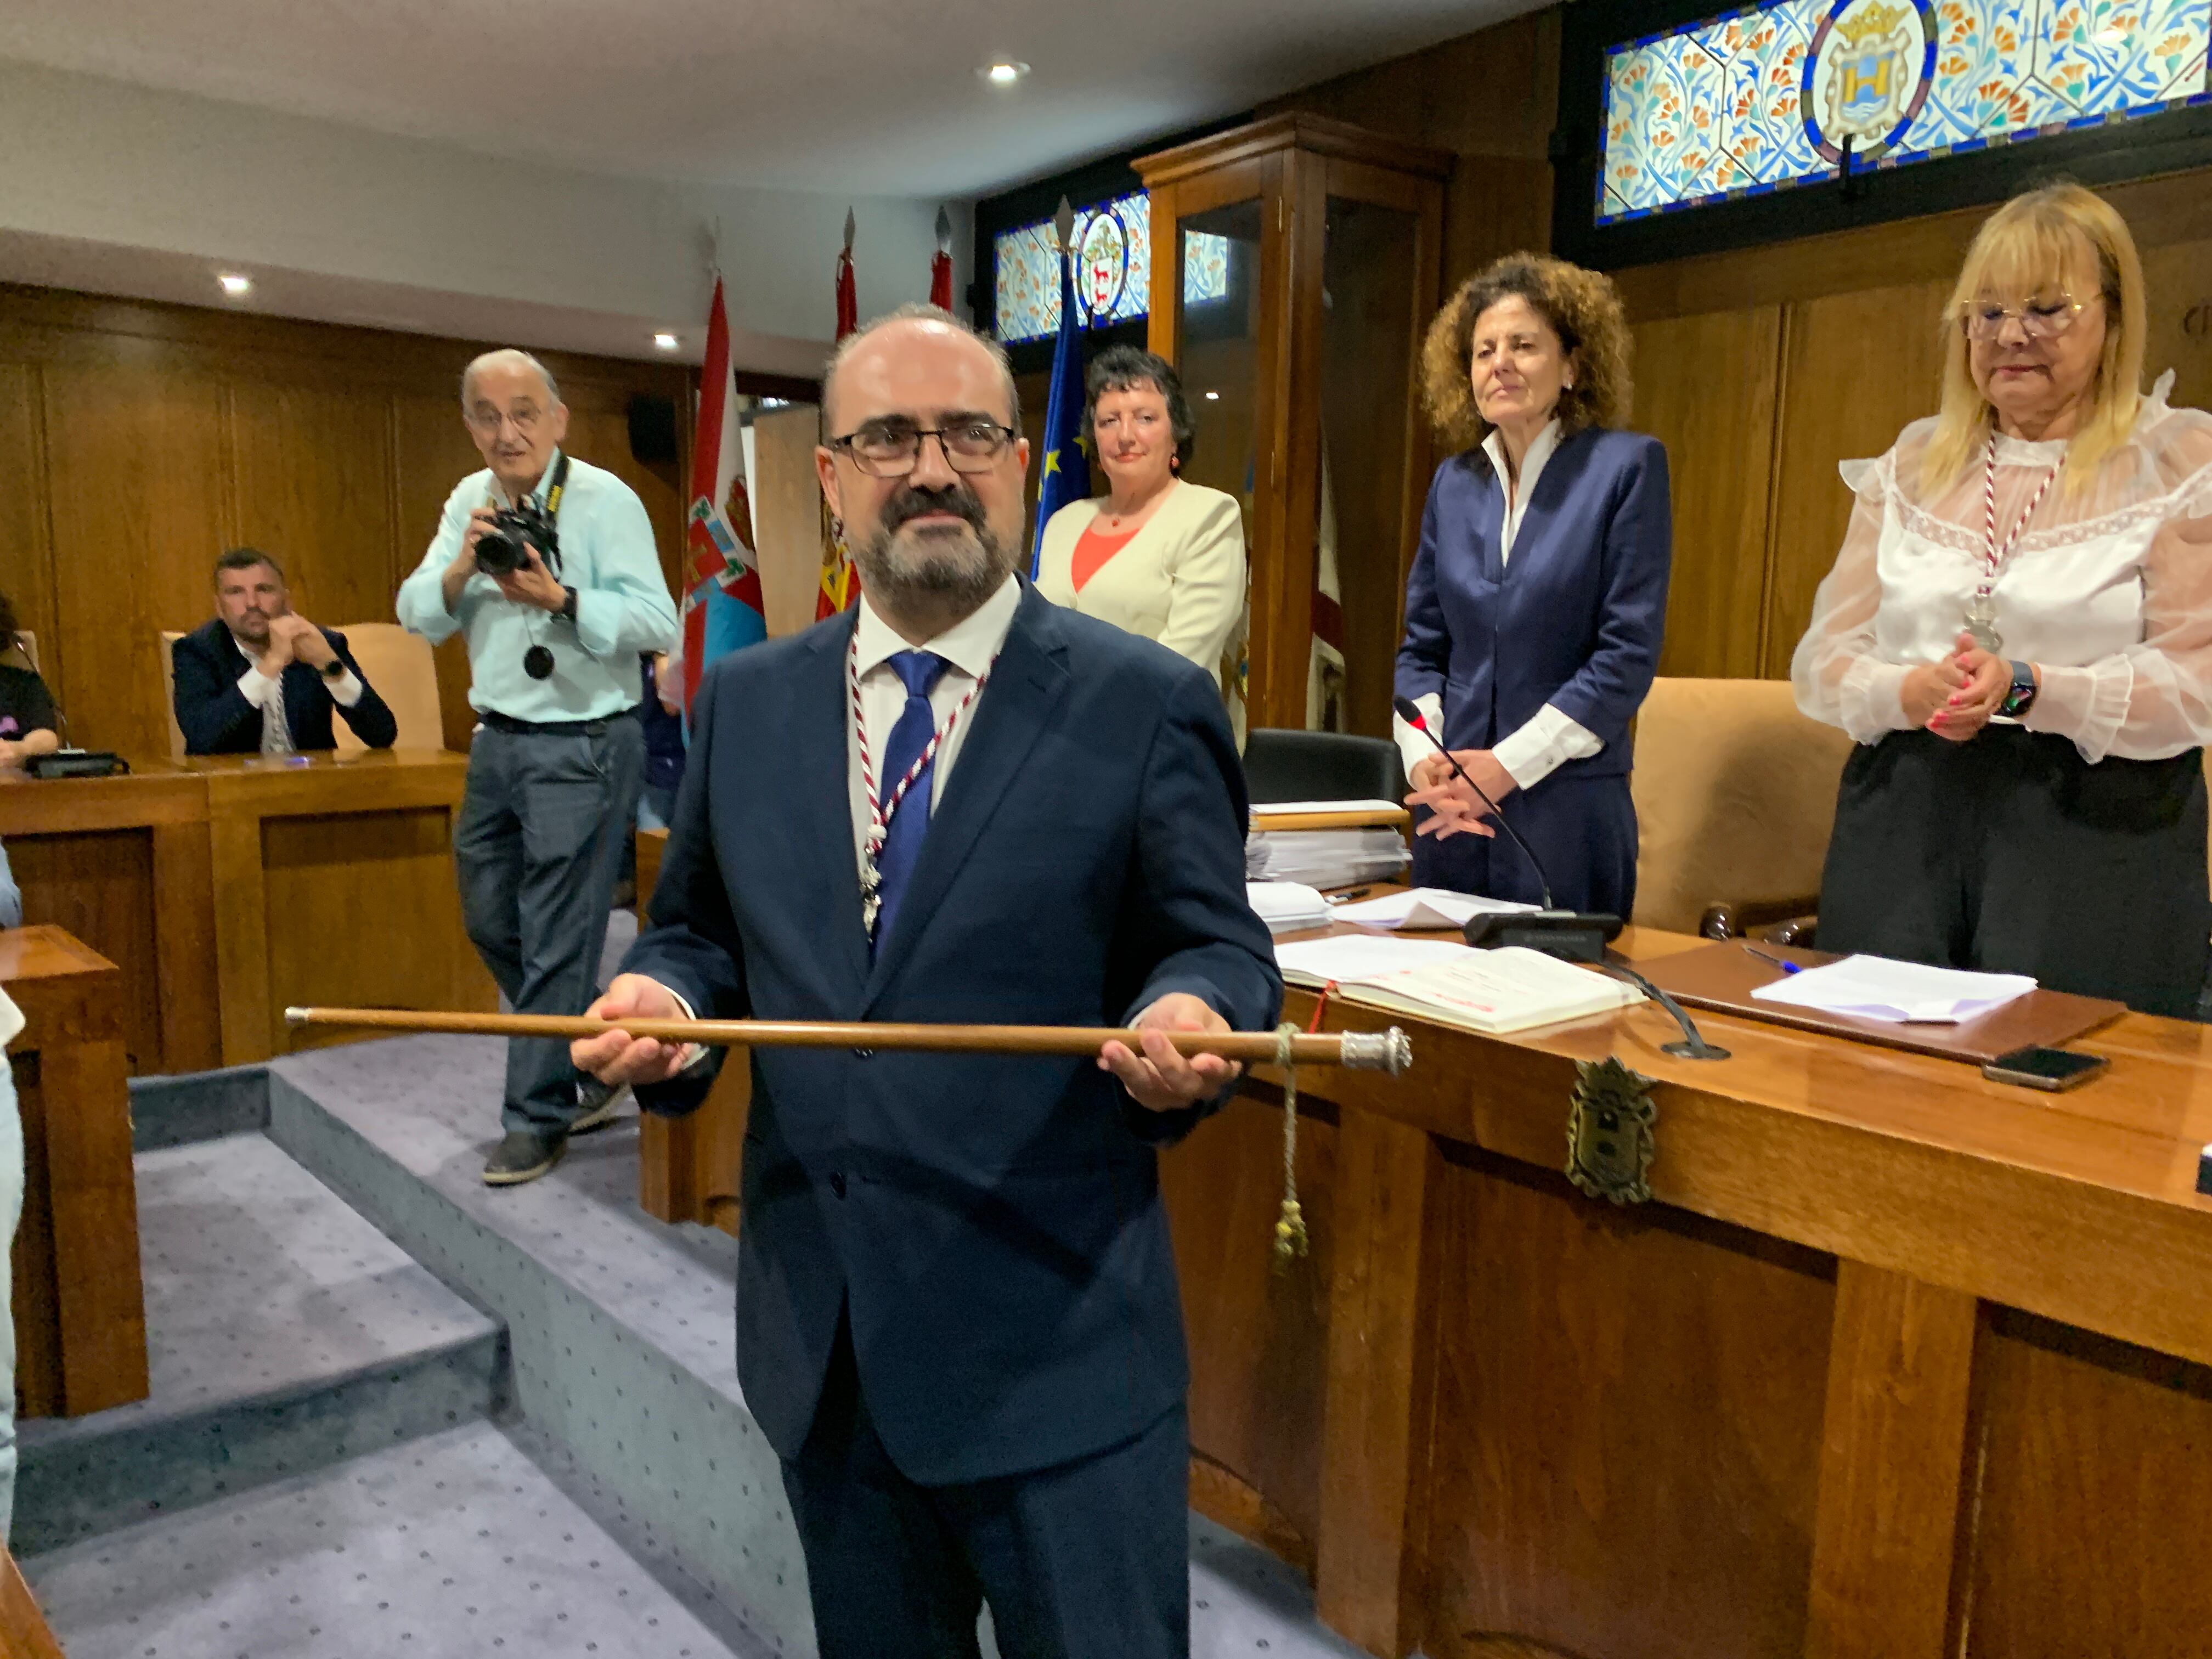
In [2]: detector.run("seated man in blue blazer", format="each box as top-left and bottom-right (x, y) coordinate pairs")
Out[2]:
(573, 306), (1280, 1659)
(173, 548), (397, 756)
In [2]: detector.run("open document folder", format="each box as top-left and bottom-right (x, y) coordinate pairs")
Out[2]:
(1329, 887), (1539, 930)
(1274, 934), (1641, 1036)
(1750, 954), (2036, 1024)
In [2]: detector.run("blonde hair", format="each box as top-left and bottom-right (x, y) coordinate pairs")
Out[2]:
(1925, 182), (2146, 493)
(1419, 254), (1632, 453)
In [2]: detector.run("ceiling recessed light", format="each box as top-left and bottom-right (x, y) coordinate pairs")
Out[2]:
(218, 273), (252, 297)
(1204, 390), (1221, 400)
(981, 60), (1029, 84)
(653, 332), (680, 351)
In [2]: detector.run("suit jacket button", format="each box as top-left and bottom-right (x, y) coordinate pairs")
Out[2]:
(829, 1172), (848, 1199)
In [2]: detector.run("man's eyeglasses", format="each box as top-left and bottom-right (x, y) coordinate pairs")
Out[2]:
(827, 419), (1017, 477)
(1959, 294), (2091, 342)
(466, 405), (546, 435)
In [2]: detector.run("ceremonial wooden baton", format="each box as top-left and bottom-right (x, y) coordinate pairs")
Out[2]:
(282, 1007), (1414, 1074)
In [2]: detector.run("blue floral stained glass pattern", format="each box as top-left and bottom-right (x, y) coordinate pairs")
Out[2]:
(1600, 0), (2211, 224)
(993, 193), (1233, 344)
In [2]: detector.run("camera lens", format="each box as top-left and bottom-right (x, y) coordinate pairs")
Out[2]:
(523, 644), (555, 680)
(475, 531), (523, 575)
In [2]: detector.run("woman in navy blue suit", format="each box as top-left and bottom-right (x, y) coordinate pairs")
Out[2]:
(1394, 254), (1672, 918)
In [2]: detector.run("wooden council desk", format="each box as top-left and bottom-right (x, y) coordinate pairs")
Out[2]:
(0, 752), (496, 1070)
(634, 911), (2212, 1659)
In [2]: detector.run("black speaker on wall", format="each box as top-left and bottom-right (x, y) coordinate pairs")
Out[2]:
(627, 394), (681, 465)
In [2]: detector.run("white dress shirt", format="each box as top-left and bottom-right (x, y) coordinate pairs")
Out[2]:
(231, 629), (363, 756)
(1392, 417), (1604, 791)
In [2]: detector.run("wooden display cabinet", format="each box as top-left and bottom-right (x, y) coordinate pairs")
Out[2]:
(1136, 115), (1449, 736)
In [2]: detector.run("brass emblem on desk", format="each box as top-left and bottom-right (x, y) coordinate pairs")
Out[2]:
(1566, 1057), (1656, 1205)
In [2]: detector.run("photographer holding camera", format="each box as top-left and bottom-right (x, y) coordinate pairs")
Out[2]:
(397, 348), (678, 1186)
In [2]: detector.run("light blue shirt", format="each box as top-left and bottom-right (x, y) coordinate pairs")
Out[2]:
(0, 839), (19, 930)
(396, 449), (679, 722)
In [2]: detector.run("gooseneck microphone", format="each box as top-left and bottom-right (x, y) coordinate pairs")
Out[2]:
(1393, 695), (1556, 910)
(1391, 694), (1725, 1058)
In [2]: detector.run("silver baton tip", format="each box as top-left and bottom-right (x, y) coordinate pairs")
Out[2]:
(1339, 1029), (1414, 1074)
(284, 1007), (310, 1026)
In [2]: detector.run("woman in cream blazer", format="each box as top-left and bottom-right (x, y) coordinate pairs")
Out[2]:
(1034, 347), (1246, 686)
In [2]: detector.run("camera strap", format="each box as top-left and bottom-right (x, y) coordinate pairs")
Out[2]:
(543, 451), (571, 517)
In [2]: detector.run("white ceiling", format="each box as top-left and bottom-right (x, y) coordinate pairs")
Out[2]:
(0, 0), (1536, 198)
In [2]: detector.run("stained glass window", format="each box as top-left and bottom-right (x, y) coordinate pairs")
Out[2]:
(993, 191), (1233, 345)
(1600, 0), (2211, 224)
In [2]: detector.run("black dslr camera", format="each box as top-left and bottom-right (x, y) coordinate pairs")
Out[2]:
(475, 499), (561, 576)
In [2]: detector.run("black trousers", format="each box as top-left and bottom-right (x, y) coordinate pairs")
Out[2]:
(780, 1315), (1190, 1659)
(1819, 726), (2211, 1018)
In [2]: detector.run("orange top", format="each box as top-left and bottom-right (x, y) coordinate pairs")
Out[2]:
(1070, 521), (1140, 592)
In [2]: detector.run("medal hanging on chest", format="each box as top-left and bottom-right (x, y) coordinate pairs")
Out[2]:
(1966, 436), (2060, 654)
(849, 636), (992, 937)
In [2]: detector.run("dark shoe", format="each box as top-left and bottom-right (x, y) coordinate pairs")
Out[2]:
(570, 1077), (629, 1136)
(483, 1130), (565, 1186)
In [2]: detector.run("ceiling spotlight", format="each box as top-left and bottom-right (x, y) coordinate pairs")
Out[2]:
(653, 332), (680, 351)
(1204, 390), (1221, 400)
(218, 273), (252, 297)
(981, 60), (1029, 84)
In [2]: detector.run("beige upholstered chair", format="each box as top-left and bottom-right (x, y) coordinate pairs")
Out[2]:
(329, 623), (442, 752)
(160, 630), (187, 761)
(1629, 678), (1857, 937)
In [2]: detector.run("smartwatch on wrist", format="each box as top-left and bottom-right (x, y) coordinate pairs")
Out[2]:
(559, 586), (579, 624)
(319, 657), (347, 681)
(2000, 660), (2038, 719)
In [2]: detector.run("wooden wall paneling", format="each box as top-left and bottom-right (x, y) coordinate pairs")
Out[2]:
(1959, 1309), (2212, 1657)
(42, 357), (232, 760)
(1803, 1262), (1978, 1659)
(1415, 1153), (1835, 1659)
(1630, 305), (1785, 679)
(0, 363), (58, 685)
(228, 377), (400, 626)
(149, 818), (222, 1074)
(207, 811), (271, 1067)
(2141, 236), (2212, 415)
(392, 391), (490, 750)
(1313, 1104), (1443, 1657)
(5, 830), (161, 1076)
(1161, 1091), (1339, 1575)
(751, 405), (829, 639)
(1760, 280), (1950, 679)
(561, 387), (686, 608)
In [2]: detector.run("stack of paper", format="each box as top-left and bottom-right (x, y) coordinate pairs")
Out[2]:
(1249, 799), (1406, 819)
(1330, 887), (1538, 931)
(1274, 934), (1641, 1036)
(1245, 828), (1409, 889)
(1246, 881), (1333, 937)
(1750, 955), (2036, 1024)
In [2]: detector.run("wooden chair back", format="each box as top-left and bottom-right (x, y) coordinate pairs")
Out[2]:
(160, 630), (187, 761)
(329, 623), (442, 751)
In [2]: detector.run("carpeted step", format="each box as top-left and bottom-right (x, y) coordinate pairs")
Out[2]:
(14, 1133), (503, 1555)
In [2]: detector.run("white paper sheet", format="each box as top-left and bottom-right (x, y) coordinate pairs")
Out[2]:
(1250, 799), (1405, 818)
(1748, 953), (2036, 1024)
(1273, 933), (1474, 987)
(1329, 886), (1539, 930)
(1246, 881), (1333, 936)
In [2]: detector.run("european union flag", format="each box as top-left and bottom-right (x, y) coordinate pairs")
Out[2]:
(1029, 232), (1090, 578)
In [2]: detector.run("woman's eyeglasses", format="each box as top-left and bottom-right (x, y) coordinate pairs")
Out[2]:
(827, 419), (1017, 477)
(1960, 295), (2091, 342)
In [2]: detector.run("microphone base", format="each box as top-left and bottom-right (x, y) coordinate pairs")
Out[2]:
(1461, 911), (1623, 963)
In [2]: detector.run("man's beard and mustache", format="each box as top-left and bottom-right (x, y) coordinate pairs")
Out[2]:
(850, 483), (1017, 614)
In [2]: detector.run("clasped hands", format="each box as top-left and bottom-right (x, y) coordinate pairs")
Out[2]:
(255, 614), (337, 679)
(1901, 632), (2032, 742)
(1405, 750), (1515, 839)
(572, 978), (1238, 1115)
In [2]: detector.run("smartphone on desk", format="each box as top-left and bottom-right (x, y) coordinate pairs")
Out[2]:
(1982, 1045), (2109, 1091)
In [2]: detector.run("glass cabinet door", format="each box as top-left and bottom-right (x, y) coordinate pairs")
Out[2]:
(1173, 199), (1266, 713)
(1311, 196), (1421, 737)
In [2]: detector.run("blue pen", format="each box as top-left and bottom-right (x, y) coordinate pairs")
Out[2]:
(1745, 945), (1801, 975)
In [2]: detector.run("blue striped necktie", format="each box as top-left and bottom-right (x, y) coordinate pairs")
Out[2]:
(870, 649), (950, 955)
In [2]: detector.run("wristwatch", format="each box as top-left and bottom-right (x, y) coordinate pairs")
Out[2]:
(2000, 659), (2038, 719)
(559, 586), (579, 623)
(319, 657), (347, 680)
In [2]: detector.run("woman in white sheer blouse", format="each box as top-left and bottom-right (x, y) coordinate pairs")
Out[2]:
(1793, 182), (2212, 1015)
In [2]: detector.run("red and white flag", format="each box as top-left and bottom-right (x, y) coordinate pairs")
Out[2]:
(680, 277), (767, 716)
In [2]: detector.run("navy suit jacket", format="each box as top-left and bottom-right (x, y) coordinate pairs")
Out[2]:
(625, 584), (1281, 1483)
(1395, 428), (1671, 778)
(172, 618), (397, 756)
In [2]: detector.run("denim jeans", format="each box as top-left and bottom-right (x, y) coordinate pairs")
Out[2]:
(455, 717), (644, 1136)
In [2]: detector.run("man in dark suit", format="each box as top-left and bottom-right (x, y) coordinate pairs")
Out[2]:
(173, 547), (397, 756)
(573, 306), (1279, 1659)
